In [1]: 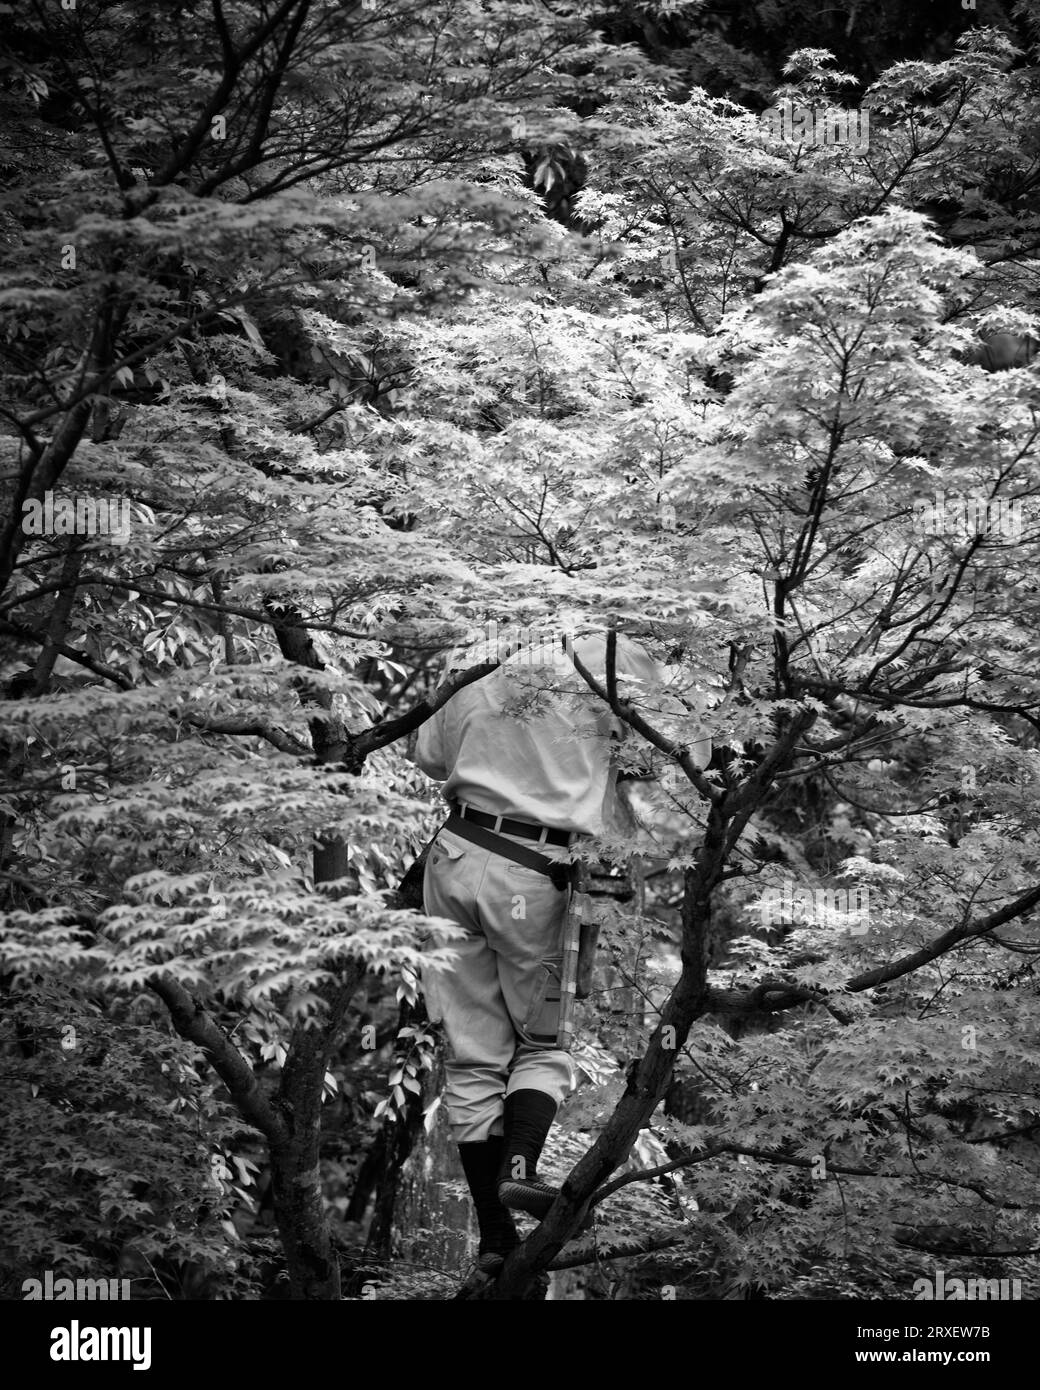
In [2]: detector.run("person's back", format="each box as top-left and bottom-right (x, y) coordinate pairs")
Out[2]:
(415, 631), (666, 835)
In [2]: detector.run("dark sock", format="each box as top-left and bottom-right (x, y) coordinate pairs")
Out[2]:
(458, 1138), (519, 1257)
(498, 1089), (558, 1185)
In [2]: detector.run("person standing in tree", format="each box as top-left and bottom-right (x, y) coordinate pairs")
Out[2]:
(411, 624), (711, 1275)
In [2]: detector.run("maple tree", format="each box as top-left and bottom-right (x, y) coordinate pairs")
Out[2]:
(2, 2), (1040, 1302)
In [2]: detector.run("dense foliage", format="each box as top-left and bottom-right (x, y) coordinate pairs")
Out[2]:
(2, 0), (1040, 1300)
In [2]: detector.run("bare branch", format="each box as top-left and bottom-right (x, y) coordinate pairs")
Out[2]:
(546, 1230), (690, 1272)
(336, 659), (502, 765)
(174, 711), (311, 756)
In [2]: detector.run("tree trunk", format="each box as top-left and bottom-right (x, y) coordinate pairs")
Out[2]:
(270, 1023), (341, 1299)
(385, 1059), (472, 1276)
(266, 595), (361, 1298)
(363, 1013), (472, 1290)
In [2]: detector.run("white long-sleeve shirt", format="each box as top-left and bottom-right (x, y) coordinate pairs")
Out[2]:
(413, 632), (709, 837)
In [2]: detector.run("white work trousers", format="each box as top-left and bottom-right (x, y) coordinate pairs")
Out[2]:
(422, 825), (576, 1143)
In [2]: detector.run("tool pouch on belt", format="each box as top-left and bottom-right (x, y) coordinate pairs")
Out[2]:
(391, 836), (436, 910)
(575, 911), (600, 1001)
(574, 860), (636, 999)
(552, 862), (616, 1048)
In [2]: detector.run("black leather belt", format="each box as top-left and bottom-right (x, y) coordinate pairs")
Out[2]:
(452, 801), (573, 847)
(444, 812), (573, 891)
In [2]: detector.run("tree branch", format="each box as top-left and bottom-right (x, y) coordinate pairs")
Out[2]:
(569, 646), (720, 803)
(546, 1230), (690, 1272)
(704, 881), (1040, 1026)
(175, 710), (311, 756)
(0, 616), (134, 690)
(149, 973), (288, 1145)
(844, 880), (1040, 994)
(592, 1141), (1017, 1210)
(333, 658), (501, 766)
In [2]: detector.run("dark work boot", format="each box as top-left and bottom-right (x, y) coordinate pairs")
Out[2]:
(496, 1089), (560, 1219)
(457, 1137), (519, 1264)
